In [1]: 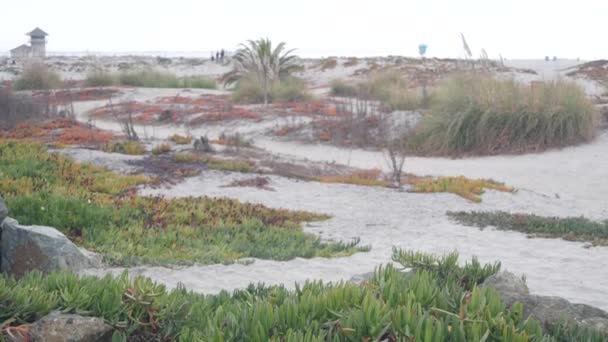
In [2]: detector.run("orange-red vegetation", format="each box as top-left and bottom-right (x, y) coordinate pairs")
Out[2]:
(318, 169), (386, 187)
(89, 95), (260, 124)
(1, 119), (114, 145)
(273, 100), (338, 116)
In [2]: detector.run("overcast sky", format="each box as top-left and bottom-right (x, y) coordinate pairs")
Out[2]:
(1, 0), (605, 59)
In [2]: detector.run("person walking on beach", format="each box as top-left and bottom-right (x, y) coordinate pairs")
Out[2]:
(220, 49), (225, 62)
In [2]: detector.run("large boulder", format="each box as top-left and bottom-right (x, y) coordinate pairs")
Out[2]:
(0, 197), (8, 224)
(482, 271), (608, 334)
(28, 311), (113, 342)
(0, 218), (101, 277)
(482, 270), (530, 308)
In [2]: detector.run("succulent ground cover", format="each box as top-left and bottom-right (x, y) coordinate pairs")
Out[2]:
(0, 142), (366, 266)
(1, 249), (604, 341)
(448, 211), (608, 246)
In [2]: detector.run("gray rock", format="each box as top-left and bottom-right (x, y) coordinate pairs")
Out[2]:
(28, 311), (113, 342)
(482, 271), (529, 308)
(0, 196), (8, 224)
(581, 317), (608, 332)
(482, 271), (608, 334)
(348, 272), (374, 284)
(1, 218), (100, 277)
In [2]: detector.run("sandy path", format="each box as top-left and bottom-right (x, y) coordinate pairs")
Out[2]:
(84, 169), (608, 310)
(255, 135), (608, 220)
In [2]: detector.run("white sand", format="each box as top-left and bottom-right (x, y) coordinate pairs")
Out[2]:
(78, 109), (608, 310)
(61, 56), (608, 310)
(84, 164), (608, 310)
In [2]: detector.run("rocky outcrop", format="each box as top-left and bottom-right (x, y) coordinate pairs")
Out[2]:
(482, 271), (608, 334)
(348, 272), (374, 284)
(0, 218), (101, 277)
(0, 197), (8, 224)
(28, 311), (113, 342)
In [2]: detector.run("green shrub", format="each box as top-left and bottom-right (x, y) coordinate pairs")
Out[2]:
(97, 69), (218, 89)
(172, 151), (201, 163)
(84, 70), (117, 87)
(13, 62), (62, 90)
(102, 141), (146, 155)
(330, 73), (420, 111)
(360, 72), (420, 111)
(180, 75), (217, 89)
(1, 249), (603, 341)
(206, 157), (254, 173)
(118, 69), (180, 88)
(168, 134), (192, 145)
(151, 143), (171, 155)
(329, 79), (358, 97)
(448, 211), (608, 246)
(411, 74), (598, 155)
(271, 76), (311, 102)
(231, 73), (266, 103)
(175, 146), (255, 172)
(232, 74), (311, 104)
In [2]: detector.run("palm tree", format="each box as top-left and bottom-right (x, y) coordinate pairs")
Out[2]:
(223, 38), (299, 105)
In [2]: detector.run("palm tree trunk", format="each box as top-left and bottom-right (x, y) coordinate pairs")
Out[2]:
(263, 77), (269, 106)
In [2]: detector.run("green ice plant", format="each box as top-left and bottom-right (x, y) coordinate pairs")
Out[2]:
(3, 249), (605, 341)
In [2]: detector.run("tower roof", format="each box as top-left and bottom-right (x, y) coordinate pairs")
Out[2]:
(27, 27), (48, 37)
(10, 44), (31, 53)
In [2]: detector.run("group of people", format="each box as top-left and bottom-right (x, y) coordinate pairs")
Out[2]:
(211, 49), (225, 63)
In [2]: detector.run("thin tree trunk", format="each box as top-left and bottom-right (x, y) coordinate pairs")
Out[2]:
(263, 76), (269, 106)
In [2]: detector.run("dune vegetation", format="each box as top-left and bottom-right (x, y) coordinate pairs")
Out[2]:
(232, 74), (311, 104)
(1, 249), (604, 341)
(0, 142), (366, 266)
(448, 211), (608, 246)
(330, 72), (421, 111)
(13, 62), (63, 90)
(410, 176), (514, 203)
(223, 38), (309, 105)
(151, 143), (172, 155)
(410, 74), (598, 156)
(102, 141), (146, 155)
(168, 134), (193, 145)
(85, 69), (216, 89)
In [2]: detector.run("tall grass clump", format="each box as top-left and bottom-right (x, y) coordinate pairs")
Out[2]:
(13, 62), (62, 90)
(84, 69), (117, 87)
(1, 249), (605, 341)
(86, 69), (216, 89)
(330, 72), (420, 111)
(118, 69), (181, 88)
(232, 74), (311, 103)
(180, 75), (216, 89)
(361, 72), (419, 110)
(411, 74), (598, 156)
(329, 79), (358, 97)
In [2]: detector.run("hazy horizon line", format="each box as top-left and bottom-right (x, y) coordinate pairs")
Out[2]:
(0, 49), (599, 61)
